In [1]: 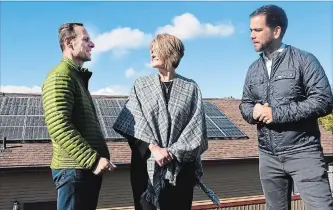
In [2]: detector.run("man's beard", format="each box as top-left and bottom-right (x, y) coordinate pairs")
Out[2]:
(259, 38), (274, 53)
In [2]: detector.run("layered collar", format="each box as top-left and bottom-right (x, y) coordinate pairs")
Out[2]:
(61, 57), (90, 73)
(61, 57), (92, 88)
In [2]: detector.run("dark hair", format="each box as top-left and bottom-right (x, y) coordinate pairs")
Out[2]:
(250, 5), (288, 39)
(58, 22), (84, 51)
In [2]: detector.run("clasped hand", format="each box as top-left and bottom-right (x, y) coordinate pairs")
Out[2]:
(253, 103), (273, 124)
(149, 144), (174, 167)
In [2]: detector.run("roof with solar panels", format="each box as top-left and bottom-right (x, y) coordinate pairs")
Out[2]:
(1, 92), (332, 168)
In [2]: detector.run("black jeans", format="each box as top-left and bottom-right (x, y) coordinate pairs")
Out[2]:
(52, 169), (103, 210)
(259, 148), (333, 210)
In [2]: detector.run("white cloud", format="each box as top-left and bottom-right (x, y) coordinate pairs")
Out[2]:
(0, 85), (41, 94)
(124, 66), (153, 79)
(111, 49), (130, 59)
(85, 24), (99, 40)
(91, 85), (129, 96)
(145, 62), (152, 69)
(86, 27), (152, 66)
(156, 13), (235, 40)
(85, 14), (235, 67)
(125, 68), (136, 78)
(92, 27), (152, 54)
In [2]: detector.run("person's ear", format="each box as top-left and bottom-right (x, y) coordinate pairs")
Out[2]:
(273, 26), (282, 39)
(64, 37), (74, 50)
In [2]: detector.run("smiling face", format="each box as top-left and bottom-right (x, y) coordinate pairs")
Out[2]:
(149, 34), (185, 71)
(70, 26), (94, 62)
(150, 45), (165, 69)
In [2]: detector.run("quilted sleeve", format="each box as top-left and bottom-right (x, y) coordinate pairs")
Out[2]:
(239, 68), (257, 125)
(272, 53), (333, 123)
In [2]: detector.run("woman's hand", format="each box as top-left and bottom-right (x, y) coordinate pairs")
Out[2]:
(149, 144), (173, 167)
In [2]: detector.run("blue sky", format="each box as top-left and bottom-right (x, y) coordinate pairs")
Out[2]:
(1, 1), (332, 98)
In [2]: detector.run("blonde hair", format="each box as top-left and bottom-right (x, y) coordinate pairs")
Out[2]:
(150, 33), (185, 70)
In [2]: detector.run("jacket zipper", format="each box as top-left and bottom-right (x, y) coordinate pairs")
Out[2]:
(267, 82), (274, 154)
(263, 58), (275, 154)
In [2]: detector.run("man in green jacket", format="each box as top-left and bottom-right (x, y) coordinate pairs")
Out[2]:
(42, 22), (116, 210)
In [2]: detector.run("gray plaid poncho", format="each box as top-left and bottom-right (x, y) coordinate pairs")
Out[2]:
(113, 73), (220, 208)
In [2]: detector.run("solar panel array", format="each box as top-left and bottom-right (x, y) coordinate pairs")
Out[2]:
(0, 95), (247, 142)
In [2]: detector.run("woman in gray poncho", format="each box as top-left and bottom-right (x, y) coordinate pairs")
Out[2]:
(113, 33), (219, 210)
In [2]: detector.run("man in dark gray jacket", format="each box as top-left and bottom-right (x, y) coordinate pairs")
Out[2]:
(240, 4), (333, 210)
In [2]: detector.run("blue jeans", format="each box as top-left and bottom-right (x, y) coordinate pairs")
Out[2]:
(259, 148), (333, 210)
(52, 169), (103, 210)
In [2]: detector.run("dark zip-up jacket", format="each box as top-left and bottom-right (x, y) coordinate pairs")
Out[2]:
(239, 45), (333, 155)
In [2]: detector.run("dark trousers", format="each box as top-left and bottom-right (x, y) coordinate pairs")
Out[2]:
(51, 169), (103, 210)
(129, 140), (195, 210)
(259, 148), (333, 210)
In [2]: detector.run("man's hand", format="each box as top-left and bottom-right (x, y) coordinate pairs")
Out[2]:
(92, 157), (117, 175)
(253, 103), (265, 120)
(149, 144), (173, 167)
(258, 104), (273, 124)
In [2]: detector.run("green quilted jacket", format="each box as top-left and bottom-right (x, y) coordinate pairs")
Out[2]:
(42, 58), (110, 170)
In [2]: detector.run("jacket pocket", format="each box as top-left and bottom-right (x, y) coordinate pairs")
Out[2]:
(272, 70), (297, 98)
(249, 76), (265, 101)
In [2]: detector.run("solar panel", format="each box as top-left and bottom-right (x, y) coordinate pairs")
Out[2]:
(0, 127), (24, 140)
(0, 95), (247, 143)
(102, 116), (123, 139)
(0, 97), (29, 115)
(26, 98), (44, 115)
(203, 102), (247, 139)
(0, 96), (49, 141)
(24, 126), (50, 140)
(206, 119), (225, 138)
(99, 107), (121, 116)
(0, 116), (25, 126)
(208, 118), (246, 138)
(204, 102), (224, 117)
(0, 115), (25, 140)
(92, 99), (107, 137)
(94, 98), (126, 139)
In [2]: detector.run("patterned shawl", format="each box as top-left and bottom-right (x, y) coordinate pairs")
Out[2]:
(113, 73), (220, 208)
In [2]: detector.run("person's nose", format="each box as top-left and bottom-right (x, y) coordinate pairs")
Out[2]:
(89, 41), (95, 48)
(250, 31), (256, 40)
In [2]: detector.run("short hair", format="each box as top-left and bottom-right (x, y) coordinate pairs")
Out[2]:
(150, 33), (185, 70)
(250, 5), (288, 39)
(58, 22), (84, 51)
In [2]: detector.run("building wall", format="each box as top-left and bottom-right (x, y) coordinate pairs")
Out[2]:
(193, 160), (263, 201)
(0, 168), (56, 210)
(0, 160), (264, 210)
